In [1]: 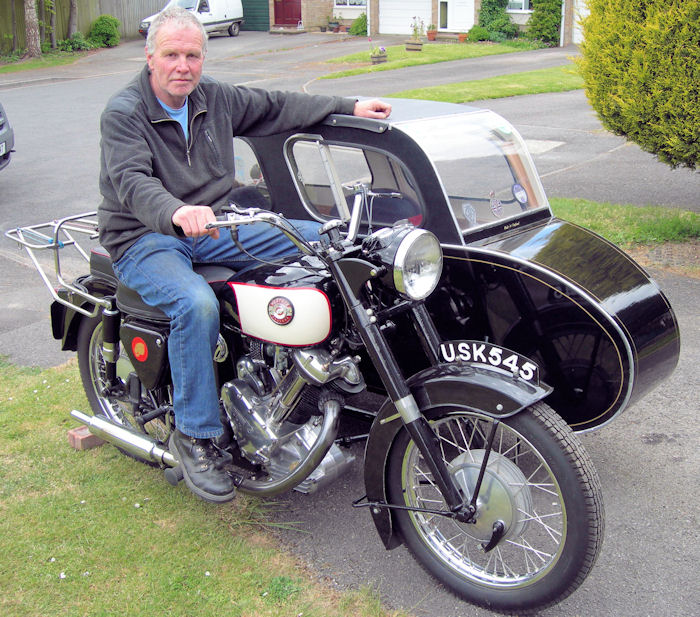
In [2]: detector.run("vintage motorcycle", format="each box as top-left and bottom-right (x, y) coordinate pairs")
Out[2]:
(6, 99), (679, 613)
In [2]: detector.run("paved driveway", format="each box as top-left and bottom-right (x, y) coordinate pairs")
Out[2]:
(0, 33), (698, 617)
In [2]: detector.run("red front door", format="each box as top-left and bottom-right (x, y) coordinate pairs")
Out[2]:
(273, 0), (301, 26)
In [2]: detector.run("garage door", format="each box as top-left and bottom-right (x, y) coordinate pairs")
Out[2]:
(379, 0), (431, 36)
(241, 0), (270, 31)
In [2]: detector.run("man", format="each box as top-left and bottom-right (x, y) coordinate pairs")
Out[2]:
(98, 6), (391, 503)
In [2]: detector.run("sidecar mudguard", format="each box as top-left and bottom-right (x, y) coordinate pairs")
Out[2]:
(362, 362), (552, 550)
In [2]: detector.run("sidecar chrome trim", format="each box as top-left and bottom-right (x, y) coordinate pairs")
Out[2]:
(442, 246), (635, 433)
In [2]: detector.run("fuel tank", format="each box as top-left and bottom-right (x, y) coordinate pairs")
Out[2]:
(219, 255), (336, 347)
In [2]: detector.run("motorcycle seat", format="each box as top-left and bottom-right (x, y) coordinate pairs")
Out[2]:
(89, 248), (235, 323)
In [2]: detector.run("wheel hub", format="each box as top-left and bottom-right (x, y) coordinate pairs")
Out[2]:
(450, 450), (533, 542)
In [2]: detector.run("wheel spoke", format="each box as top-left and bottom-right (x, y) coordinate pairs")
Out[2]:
(400, 412), (568, 587)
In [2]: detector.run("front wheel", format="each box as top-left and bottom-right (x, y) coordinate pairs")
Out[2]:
(387, 402), (604, 613)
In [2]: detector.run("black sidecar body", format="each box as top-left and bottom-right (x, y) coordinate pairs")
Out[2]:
(234, 99), (679, 432)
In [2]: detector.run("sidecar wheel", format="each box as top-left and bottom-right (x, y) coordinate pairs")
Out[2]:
(77, 315), (171, 464)
(386, 402), (604, 614)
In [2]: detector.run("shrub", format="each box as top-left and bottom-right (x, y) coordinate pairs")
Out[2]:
(525, 0), (562, 46)
(57, 32), (93, 52)
(479, 0), (518, 39)
(349, 12), (367, 36)
(88, 14), (121, 48)
(468, 25), (490, 42)
(578, 0), (700, 169)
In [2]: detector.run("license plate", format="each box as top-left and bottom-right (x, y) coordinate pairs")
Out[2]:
(439, 340), (540, 383)
(0, 142), (5, 156)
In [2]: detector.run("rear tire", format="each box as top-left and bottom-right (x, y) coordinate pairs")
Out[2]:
(228, 22), (240, 36)
(76, 315), (172, 463)
(387, 402), (604, 613)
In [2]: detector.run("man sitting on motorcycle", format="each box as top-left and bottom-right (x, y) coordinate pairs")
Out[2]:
(97, 6), (391, 503)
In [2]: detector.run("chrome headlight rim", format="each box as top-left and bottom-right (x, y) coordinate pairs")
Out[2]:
(393, 229), (443, 301)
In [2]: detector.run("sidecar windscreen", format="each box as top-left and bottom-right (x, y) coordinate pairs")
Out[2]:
(285, 139), (424, 228)
(396, 110), (549, 234)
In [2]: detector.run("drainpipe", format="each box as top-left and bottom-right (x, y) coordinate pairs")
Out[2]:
(560, 0), (566, 47)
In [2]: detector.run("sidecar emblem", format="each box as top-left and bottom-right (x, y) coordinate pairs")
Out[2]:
(268, 296), (294, 326)
(132, 337), (148, 362)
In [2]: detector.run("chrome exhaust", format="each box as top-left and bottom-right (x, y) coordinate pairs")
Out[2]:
(70, 409), (177, 468)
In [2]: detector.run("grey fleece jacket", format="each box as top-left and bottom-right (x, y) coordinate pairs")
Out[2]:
(98, 65), (356, 262)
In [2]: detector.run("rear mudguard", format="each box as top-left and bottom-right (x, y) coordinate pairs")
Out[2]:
(363, 362), (552, 550)
(51, 274), (116, 351)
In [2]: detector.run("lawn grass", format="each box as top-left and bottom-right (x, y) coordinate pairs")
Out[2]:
(0, 51), (88, 74)
(321, 40), (541, 79)
(550, 198), (700, 246)
(0, 359), (404, 617)
(389, 64), (583, 102)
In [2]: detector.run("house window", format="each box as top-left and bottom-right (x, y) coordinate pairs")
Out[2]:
(507, 1), (531, 10)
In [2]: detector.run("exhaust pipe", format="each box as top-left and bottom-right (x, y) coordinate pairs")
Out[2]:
(71, 409), (177, 468)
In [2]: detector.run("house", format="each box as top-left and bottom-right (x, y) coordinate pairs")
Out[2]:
(246, 0), (586, 46)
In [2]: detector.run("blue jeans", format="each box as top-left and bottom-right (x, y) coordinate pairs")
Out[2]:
(112, 220), (320, 439)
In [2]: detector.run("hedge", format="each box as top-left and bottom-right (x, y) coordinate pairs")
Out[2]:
(578, 0), (700, 169)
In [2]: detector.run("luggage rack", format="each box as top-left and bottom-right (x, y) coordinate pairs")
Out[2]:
(5, 211), (112, 317)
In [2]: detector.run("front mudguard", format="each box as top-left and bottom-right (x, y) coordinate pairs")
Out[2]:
(362, 362), (552, 550)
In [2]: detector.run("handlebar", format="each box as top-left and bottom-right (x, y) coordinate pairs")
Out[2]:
(205, 204), (316, 256)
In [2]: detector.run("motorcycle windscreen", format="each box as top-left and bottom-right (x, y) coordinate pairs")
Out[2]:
(229, 282), (331, 346)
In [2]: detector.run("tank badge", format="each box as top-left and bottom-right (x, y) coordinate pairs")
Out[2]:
(268, 296), (294, 325)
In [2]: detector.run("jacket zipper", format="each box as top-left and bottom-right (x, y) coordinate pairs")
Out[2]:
(186, 109), (207, 167)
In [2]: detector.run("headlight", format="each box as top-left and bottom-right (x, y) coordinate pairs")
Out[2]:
(393, 229), (443, 300)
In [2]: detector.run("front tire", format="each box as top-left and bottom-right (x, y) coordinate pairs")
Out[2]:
(387, 402), (604, 613)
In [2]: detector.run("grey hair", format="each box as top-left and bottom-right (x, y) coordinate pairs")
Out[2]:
(146, 6), (208, 55)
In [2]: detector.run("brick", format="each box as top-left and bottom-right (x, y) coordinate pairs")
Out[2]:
(67, 425), (105, 451)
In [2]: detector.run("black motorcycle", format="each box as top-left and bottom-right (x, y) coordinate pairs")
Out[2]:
(8, 197), (602, 614)
(6, 100), (680, 613)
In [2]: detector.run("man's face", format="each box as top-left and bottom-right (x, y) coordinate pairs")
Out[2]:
(146, 23), (205, 108)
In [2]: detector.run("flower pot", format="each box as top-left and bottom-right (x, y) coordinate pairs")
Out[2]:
(370, 53), (387, 65)
(405, 40), (424, 52)
(427, 30), (437, 41)
(458, 33), (467, 43)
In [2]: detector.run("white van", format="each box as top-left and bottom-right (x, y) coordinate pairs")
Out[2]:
(139, 0), (245, 38)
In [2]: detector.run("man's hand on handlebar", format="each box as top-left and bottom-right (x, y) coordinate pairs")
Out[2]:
(172, 205), (219, 239)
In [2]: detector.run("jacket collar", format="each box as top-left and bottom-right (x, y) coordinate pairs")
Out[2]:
(139, 64), (207, 122)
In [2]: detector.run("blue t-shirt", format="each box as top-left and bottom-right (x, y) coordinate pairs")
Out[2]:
(158, 98), (189, 142)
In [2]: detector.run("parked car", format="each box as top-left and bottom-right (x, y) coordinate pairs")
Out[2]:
(0, 101), (14, 171)
(139, 0), (244, 38)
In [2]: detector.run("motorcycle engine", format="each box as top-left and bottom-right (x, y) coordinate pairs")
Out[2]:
(221, 342), (362, 493)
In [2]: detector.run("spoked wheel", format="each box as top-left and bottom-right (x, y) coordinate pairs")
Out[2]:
(387, 402), (604, 613)
(77, 315), (172, 462)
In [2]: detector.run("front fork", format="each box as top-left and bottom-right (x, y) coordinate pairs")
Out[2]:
(329, 260), (475, 522)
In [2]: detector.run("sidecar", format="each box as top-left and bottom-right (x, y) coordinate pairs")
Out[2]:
(235, 99), (680, 432)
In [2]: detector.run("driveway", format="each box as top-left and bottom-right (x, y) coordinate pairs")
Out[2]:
(0, 32), (698, 617)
